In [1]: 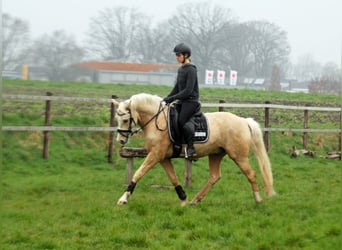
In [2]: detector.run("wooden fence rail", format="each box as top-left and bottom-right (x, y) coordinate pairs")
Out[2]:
(3, 93), (341, 186)
(2, 94), (111, 103)
(3, 125), (340, 133)
(2, 93), (341, 158)
(2, 126), (117, 131)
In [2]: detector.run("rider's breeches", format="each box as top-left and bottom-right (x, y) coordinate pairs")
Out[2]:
(178, 101), (200, 143)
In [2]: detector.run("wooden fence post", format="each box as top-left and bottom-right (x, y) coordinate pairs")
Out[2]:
(108, 95), (116, 163)
(184, 159), (192, 188)
(119, 147), (148, 185)
(219, 99), (225, 112)
(303, 109), (309, 149)
(43, 92), (52, 159)
(126, 158), (133, 185)
(264, 101), (271, 152)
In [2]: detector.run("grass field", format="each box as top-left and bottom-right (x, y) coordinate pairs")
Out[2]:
(1, 80), (341, 249)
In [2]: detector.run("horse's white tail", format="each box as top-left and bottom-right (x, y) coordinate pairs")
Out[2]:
(246, 118), (276, 197)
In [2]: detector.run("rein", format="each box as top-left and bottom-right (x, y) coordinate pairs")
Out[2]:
(132, 101), (167, 134)
(117, 102), (167, 138)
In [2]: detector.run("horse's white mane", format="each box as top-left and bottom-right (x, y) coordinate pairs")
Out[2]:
(130, 93), (162, 108)
(126, 93), (163, 123)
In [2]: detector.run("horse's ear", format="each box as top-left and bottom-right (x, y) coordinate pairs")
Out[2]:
(112, 99), (120, 109)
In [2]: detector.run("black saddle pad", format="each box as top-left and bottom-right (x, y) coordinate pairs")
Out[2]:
(167, 104), (209, 144)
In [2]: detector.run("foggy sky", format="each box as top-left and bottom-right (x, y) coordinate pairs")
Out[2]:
(3, 0), (341, 65)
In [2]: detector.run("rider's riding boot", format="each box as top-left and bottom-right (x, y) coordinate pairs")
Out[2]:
(183, 122), (197, 158)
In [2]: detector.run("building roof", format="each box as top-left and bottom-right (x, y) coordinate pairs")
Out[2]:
(75, 61), (178, 72)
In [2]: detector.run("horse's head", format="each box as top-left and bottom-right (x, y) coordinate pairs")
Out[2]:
(112, 98), (137, 145)
(112, 93), (164, 145)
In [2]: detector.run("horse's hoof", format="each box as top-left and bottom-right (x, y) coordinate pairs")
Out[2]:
(266, 190), (277, 197)
(254, 192), (263, 203)
(117, 200), (127, 205)
(180, 200), (187, 207)
(255, 196), (263, 203)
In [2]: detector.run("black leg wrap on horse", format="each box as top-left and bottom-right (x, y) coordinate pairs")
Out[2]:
(175, 185), (187, 201)
(127, 181), (136, 194)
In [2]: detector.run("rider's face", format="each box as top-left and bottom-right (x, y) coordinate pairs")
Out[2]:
(176, 53), (185, 63)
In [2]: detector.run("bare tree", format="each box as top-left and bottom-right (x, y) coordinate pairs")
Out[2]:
(167, 2), (236, 79)
(133, 21), (174, 63)
(153, 22), (178, 64)
(29, 30), (84, 81)
(86, 7), (149, 61)
(309, 62), (341, 94)
(321, 62), (340, 81)
(84, 3), (292, 85)
(245, 21), (290, 78)
(2, 13), (30, 70)
(292, 53), (322, 81)
(309, 76), (341, 94)
(219, 23), (255, 76)
(166, 4), (290, 84)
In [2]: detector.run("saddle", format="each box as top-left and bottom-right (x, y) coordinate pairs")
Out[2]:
(167, 102), (209, 157)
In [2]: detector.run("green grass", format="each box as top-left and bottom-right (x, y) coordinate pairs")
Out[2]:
(1, 142), (341, 249)
(1, 80), (341, 249)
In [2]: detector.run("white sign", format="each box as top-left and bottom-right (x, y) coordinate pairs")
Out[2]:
(205, 70), (214, 85)
(230, 70), (237, 86)
(217, 70), (225, 85)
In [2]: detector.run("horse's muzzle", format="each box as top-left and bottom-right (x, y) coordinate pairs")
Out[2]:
(117, 135), (128, 145)
(116, 128), (131, 145)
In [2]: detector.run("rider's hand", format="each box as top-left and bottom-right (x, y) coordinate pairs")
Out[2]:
(163, 97), (172, 104)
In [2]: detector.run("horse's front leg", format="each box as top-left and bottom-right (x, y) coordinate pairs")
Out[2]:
(160, 159), (187, 206)
(117, 153), (158, 205)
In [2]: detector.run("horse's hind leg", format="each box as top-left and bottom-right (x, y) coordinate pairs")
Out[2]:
(190, 154), (224, 205)
(234, 157), (263, 203)
(160, 159), (187, 206)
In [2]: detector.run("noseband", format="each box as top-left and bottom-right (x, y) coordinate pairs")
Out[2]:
(116, 110), (136, 139)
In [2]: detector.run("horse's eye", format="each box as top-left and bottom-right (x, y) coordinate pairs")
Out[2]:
(123, 119), (129, 123)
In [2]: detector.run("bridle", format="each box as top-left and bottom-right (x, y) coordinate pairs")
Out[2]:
(116, 102), (167, 140)
(116, 110), (136, 140)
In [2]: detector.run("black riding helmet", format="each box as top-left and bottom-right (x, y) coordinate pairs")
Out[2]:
(173, 43), (191, 57)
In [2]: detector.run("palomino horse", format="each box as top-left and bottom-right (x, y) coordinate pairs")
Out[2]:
(112, 93), (276, 206)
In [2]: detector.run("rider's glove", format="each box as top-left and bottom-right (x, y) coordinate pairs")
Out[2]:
(163, 97), (173, 104)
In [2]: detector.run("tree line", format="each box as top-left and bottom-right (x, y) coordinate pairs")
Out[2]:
(2, 3), (340, 93)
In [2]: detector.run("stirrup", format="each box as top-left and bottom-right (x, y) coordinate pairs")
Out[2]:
(185, 145), (197, 159)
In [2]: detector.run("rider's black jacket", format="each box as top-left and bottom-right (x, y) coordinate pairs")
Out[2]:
(165, 63), (199, 103)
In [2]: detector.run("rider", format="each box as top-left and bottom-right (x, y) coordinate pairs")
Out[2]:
(163, 43), (200, 158)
